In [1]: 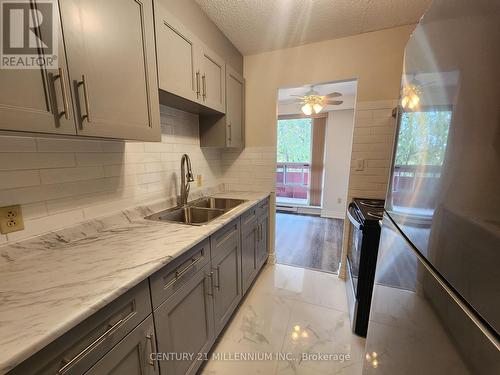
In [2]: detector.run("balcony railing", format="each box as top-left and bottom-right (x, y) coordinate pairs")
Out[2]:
(276, 162), (310, 200)
(392, 164), (442, 208)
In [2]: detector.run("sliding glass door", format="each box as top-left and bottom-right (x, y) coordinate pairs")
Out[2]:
(276, 117), (312, 206)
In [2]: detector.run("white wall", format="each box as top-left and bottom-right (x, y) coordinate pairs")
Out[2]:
(321, 109), (355, 218)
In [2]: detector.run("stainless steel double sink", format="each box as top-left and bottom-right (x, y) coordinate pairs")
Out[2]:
(145, 197), (247, 225)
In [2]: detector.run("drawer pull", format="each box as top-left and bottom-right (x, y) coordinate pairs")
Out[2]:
(164, 255), (204, 289)
(207, 271), (214, 296)
(214, 265), (221, 291)
(146, 333), (157, 370)
(58, 318), (124, 374)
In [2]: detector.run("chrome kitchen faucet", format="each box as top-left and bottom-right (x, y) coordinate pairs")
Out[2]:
(180, 154), (194, 206)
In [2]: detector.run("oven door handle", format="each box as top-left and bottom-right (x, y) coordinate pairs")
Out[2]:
(347, 203), (363, 230)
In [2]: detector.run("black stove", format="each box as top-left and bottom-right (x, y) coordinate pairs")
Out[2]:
(346, 197), (385, 336)
(353, 198), (384, 224)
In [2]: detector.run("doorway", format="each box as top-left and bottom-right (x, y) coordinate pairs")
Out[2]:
(274, 80), (357, 274)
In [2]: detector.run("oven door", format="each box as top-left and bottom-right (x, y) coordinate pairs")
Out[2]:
(347, 203), (363, 294)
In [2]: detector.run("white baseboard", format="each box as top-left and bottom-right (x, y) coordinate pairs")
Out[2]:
(321, 209), (345, 219)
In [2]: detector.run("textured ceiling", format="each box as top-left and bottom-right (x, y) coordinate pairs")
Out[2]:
(195, 0), (431, 55)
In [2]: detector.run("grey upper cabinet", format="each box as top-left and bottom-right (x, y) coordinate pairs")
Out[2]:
(154, 1), (227, 115)
(199, 46), (226, 113)
(199, 65), (244, 148)
(225, 66), (245, 147)
(155, 4), (199, 103)
(210, 220), (242, 336)
(84, 316), (158, 375)
(154, 264), (215, 375)
(0, 1), (75, 135)
(59, 0), (160, 141)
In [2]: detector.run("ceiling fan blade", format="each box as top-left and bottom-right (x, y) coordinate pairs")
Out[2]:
(290, 95), (305, 98)
(325, 92), (342, 98)
(326, 100), (344, 105)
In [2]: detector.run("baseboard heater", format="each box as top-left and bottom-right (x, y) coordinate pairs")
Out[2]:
(276, 205), (298, 213)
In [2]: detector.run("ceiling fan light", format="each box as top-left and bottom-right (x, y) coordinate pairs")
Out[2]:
(313, 103), (323, 114)
(301, 103), (313, 116)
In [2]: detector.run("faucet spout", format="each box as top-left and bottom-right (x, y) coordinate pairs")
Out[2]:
(180, 154), (194, 206)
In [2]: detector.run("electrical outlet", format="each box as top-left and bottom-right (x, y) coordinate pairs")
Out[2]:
(0, 205), (24, 234)
(337, 198), (342, 204)
(197, 174), (203, 187)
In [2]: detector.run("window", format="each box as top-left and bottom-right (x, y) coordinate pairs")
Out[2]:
(276, 117), (312, 205)
(277, 118), (312, 163)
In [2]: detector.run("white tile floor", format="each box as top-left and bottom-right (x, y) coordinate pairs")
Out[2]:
(202, 264), (365, 375)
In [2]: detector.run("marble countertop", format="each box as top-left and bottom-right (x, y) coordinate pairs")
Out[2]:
(0, 190), (270, 374)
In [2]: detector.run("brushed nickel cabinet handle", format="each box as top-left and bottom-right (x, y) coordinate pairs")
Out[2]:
(207, 271), (214, 296)
(214, 265), (221, 290)
(146, 333), (157, 370)
(163, 255), (203, 289)
(58, 318), (124, 374)
(202, 74), (206, 100)
(196, 71), (200, 98)
(54, 67), (69, 119)
(78, 74), (92, 123)
(227, 123), (232, 144)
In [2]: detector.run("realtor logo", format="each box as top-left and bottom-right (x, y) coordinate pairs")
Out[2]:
(1, 0), (58, 69)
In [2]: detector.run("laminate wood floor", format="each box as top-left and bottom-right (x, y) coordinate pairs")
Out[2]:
(275, 212), (344, 274)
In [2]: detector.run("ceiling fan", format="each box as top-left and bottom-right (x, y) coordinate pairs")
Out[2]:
(292, 86), (343, 115)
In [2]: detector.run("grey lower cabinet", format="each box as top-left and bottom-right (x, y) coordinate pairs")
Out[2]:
(210, 219), (242, 336)
(153, 264), (215, 375)
(84, 316), (158, 375)
(257, 199), (270, 267)
(9, 198), (270, 375)
(9, 281), (153, 375)
(257, 212), (269, 267)
(240, 207), (259, 295)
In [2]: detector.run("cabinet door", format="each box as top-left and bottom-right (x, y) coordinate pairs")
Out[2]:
(257, 213), (269, 267)
(154, 265), (215, 375)
(155, 4), (200, 103)
(59, 0), (160, 141)
(199, 46), (225, 113)
(0, 1), (76, 135)
(240, 211), (258, 295)
(211, 221), (242, 336)
(225, 65), (244, 148)
(84, 316), (158, 375)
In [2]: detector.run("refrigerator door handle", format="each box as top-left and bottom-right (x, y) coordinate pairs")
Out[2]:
(347, 203), (363, 230)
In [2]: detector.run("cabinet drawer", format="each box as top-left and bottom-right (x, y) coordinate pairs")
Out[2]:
(240, 207), (257, 233)
(257, 197), (269, 218)
(10, 281), (152, 375)
(83, 315), (158, 375)
(210, 219), (240, 261)
(149, 239), (210, 309)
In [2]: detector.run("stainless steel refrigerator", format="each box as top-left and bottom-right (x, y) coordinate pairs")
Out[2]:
(363, 0), (500, 373)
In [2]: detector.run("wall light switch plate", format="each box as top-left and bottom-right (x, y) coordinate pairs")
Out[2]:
(0, 205), (24, 234)
(355, 159), (365, 171)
